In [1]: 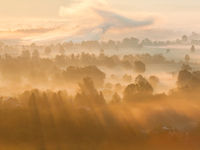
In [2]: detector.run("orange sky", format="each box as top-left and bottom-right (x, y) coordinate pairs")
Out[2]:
(0, 0), (199, 43)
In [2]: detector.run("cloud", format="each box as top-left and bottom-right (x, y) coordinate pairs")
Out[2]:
(0, 0), (155, 44)
(59, 0), (108, 17)
(58, 0), (154, 41)
(15, 27), (55, 34)
(0, 26), (59, 44)
(95, 8), (154, 33)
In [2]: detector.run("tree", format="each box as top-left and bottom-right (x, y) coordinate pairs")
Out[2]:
(123, 75), (153, 102)
(134, 61), (146, 73)
(185, 54), (190, 63)
(191, 45), (195, 53)
(110, 93), (121, 104)
(75, 77), (105, 106)
(32, 49), (40, 59)
(166, 49), (170, 53)
(141, 38), (152, 46)
(177, 70), (200, 89)
(182, 35), (188, 43)
(135, 75), (153, 94)
(21, 50), (31, 59)
(181, 64), (192, 71)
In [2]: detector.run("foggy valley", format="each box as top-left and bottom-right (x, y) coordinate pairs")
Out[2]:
(0, 35), (200, 150)
(1, 0), (200, 149)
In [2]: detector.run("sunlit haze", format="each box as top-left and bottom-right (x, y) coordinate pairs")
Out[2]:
(1, 1), (200, 150)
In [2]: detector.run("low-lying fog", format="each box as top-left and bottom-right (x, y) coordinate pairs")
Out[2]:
(1, 36), (200, 150)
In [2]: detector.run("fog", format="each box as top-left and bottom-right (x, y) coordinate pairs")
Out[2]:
(0, 34), (199, 150)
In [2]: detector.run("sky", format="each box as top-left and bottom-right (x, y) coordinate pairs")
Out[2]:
(0, 0), (200, 43)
